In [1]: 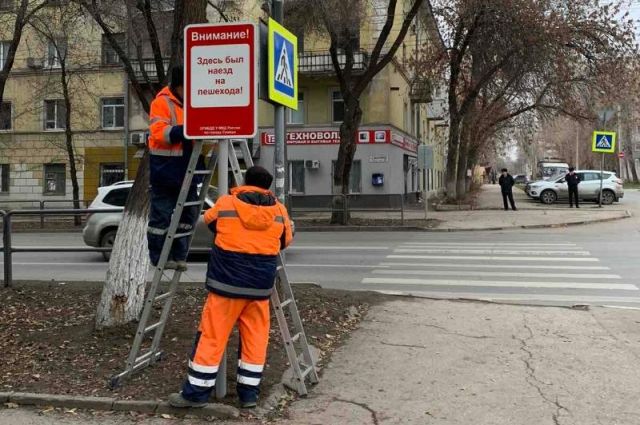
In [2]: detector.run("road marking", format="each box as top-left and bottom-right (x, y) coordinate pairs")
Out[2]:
(372, 291), (640, 304)
(0, 261), (386, 269)
(387, 255), (599, 262)
(393, 249), (591, 256)
(361, 277), (636, 290)
(400, 243), (580, 248)
(379, 262), (611, 271)
(371, 269), (621, 279)
(403, 242), (578, 247)
(290, 246), (389, 250)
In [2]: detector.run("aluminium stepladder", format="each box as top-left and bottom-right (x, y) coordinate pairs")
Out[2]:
(110, 139), (319, 396)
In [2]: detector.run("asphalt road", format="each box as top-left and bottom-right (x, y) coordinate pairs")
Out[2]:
(3, 190), (640, 308)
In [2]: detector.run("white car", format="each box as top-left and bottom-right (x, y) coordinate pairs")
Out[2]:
(526, 170), (624, 205)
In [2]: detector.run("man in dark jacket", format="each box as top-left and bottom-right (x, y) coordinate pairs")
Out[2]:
(565, 167), (581, 208)
(498, 168), (517, 211)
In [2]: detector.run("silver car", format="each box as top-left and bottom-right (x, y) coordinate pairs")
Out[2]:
(526, 170), (624, 205)
(83, 182), (215, 261)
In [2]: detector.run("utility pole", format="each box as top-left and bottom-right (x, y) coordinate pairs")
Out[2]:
(617, 104), (623, 180)
(272, 0), (286, 204)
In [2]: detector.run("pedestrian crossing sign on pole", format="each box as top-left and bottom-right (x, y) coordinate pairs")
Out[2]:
(268, 18), (298, 109)
(592, 131), (616, 153)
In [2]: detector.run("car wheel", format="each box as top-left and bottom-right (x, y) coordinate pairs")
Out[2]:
(540, 189), (557, 205)
(600, 190), (616, 205)
(100, 229), (117, 262)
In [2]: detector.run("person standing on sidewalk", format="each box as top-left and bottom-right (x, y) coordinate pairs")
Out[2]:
(498, 168), (517, 211)
(168, 166), (294, 409)
(565, 167), (581, 208)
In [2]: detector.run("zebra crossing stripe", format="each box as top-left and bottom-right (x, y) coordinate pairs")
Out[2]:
(387, 255), (599, 262)
(371, 269), (621, 280)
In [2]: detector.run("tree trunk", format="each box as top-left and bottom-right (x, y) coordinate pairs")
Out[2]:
(96, 153), (151, 328)
(95, 1), (207, 329)
(444, 115), (461, 200)
(456, 138), (468, 200)
(59, 59), (81, 225)
(330, 96), (362, 224)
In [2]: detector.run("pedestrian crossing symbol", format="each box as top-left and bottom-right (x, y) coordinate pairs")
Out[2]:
(592, 131), (616, 153)
(268, 18), (298, 110)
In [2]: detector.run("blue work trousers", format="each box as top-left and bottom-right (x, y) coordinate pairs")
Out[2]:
(147, 185), (198, 266)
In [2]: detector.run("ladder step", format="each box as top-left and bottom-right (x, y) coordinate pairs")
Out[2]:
(154, 292), (171, 303)
(135, 350), (154, 365)
(300, 364), (314, 378)
(280, 298), (293, 308)
(183, 201), (202, 207)
(193, 170), (212, 175)
(290, 332), (301, 343)
(144, 321), (162, 334)
(173, 231), (194, 239)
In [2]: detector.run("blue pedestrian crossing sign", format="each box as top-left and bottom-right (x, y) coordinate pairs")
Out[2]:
(592, 131), (616, 153)
(268, 18), (298, 109)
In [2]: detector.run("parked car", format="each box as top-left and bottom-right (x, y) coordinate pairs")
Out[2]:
(83, 181), (294, 261)
(513, 174), (530, 185)
(526, 170), (624, 205)
(83, 182), (215, 261)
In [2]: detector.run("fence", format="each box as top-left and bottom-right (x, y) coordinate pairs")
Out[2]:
(0, 207), (121, 287)
(0, 199), (89, 228)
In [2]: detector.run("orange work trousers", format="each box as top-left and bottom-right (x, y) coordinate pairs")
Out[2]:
(181, 292), (270, 403)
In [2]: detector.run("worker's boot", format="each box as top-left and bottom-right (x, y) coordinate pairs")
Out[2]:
(176, 261), (188, 272)
(168, 392), (206, 408)
(239, 399), (257, 409)
(164, 260), (178, 270)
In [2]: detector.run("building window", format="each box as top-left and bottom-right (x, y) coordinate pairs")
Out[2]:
(0, 0), (13, 12)
(288, 161), (305, 194)
(331, 90), (344, 123)
(0, 101), (11, 130)
(43, 163), (65, 195)
(101, 97), (125, 129)
(287, 92), (304, 125)
(0, 164), (8, 193)
(0, 41), (9, 70)
(44, 99), (66, 130)
(102, 33), (125, 65)
(47, 39), (66, 68)
(332, 160), (361, 194)
(100, 163), (125, 186)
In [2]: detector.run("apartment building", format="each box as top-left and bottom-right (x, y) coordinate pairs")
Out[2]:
(0, 0), (448, 206)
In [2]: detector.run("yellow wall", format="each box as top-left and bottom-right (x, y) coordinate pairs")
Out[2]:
(83, 147), (140, 200)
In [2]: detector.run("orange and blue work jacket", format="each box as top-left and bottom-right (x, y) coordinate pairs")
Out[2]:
(204, 186), (293, 300)
(148, 86), (200, 188)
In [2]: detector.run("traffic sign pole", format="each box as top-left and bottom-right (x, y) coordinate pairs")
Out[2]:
(272, 0), (286, 205)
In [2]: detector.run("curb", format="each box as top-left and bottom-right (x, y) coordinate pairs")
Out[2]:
(297, 211), (631, 233)
(0, 392), (240, 419)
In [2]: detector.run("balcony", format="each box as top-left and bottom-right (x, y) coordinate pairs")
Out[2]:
(299, 50), (369, 76)
(409, 78), (432, 103)
(130, 58), (170, 83)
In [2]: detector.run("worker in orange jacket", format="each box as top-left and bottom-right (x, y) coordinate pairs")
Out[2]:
(168, 166), (293, 409)
(147, 65), (204, 271)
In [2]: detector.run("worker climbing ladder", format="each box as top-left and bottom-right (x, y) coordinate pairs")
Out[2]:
(110, 139), (318, 396)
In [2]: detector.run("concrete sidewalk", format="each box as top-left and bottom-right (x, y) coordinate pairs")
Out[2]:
(281, 299), (640, 425)
(295, 185), (631, 231)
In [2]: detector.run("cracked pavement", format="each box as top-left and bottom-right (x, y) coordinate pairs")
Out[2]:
(279, 299), (640, 425)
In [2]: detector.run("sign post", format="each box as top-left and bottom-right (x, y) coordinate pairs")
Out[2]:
(592, 130), (617, 207)
(184, 22), (258, 399)
(268, 11), (298, 205)
(418, 145), (434, 220)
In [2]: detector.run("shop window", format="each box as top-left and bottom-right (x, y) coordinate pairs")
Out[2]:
(100, 163), (125, 186)
(287, 92), (304, 124)
(332, 160), (361, 194)
(44, 163), (65, 195)
(102, 33), (125, 65)
(44, 99), (66, 130)
(288, 161), (305, 194)
(0, 101), (11, 130)
(101, 97), (125, 129)
(331, 90), (344, 123)
(0, 164), (8, 193)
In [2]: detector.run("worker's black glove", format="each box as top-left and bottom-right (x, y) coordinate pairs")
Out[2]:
(169, 125), (188, 144)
